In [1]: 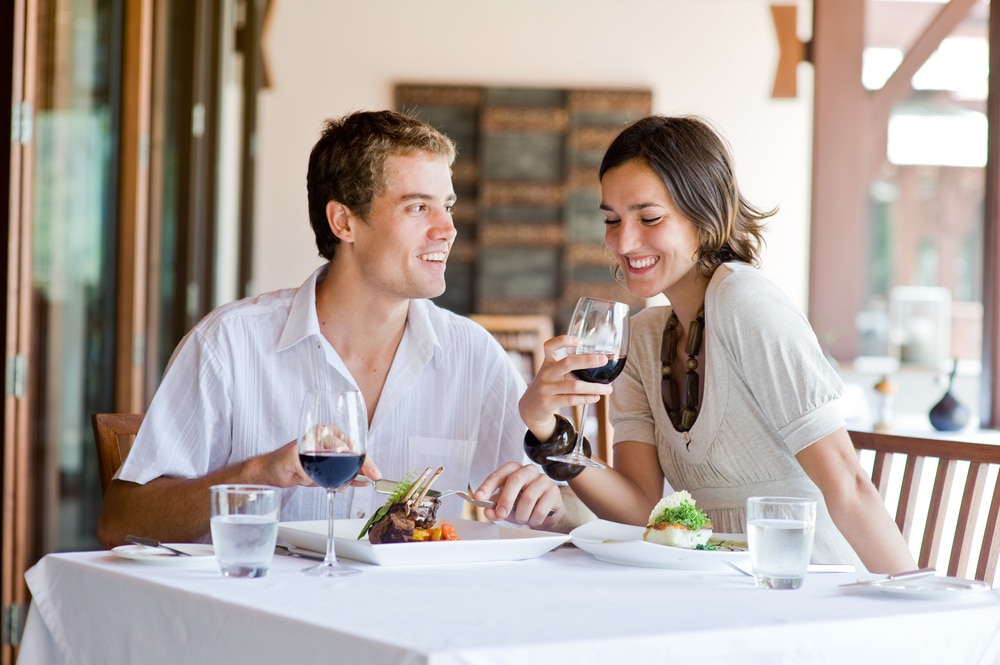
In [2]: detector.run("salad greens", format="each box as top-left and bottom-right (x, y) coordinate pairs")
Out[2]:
(357, 470), (418, 540)
(650, 499), (711, 531)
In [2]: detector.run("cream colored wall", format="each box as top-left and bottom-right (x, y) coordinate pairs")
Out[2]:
(254, 0), (814, 310)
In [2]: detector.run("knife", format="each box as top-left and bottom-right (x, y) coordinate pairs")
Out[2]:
(838, 567), (936, 588)
(125, 534), (192, 557)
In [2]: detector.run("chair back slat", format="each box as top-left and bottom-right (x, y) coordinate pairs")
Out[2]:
(978, 484), (1000, 582)
(850, 430), (1000, 586)
(920, 458), (956, 571)
(896, 455), (922, 539)
(951, 462), (988, 577)
(91, 413), (144, 496)
(870, 450), (892, 499)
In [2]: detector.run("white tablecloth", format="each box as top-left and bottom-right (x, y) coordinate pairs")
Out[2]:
(17, 543), (1000, 665)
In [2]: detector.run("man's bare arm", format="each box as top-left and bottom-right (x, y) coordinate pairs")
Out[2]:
(97, 440), (310, 547)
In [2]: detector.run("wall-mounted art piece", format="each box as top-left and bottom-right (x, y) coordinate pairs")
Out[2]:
(396, 84), (652, 330)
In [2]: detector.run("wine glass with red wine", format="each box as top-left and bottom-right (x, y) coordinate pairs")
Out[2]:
(297, 389), (367, 577)
(548, 297), (630, 469)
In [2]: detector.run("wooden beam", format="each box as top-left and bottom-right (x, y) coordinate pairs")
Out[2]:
(865, 0), (979, 184)
(872, 0), (978, 123)
(809, 0), (868, 359)
(983, 0), (1000, 428)
(770, 4), (804, 98)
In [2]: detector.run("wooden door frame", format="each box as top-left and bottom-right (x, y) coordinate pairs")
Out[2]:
(1, 0), (152, 657)
(115, 0), (153, 414)
(2, 0), (35, 659)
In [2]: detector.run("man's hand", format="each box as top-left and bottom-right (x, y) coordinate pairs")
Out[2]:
(256, 440), (315, 488)
(474, 462), (563, 529)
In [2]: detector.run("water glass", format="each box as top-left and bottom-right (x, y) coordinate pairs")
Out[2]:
(746, 496), (816, 590)
(210, 484), (280, 578)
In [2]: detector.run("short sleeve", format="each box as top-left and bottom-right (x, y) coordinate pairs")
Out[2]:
(710, 266), (845, 453)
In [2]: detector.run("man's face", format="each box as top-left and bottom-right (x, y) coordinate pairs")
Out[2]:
(350, 152), (457, 302)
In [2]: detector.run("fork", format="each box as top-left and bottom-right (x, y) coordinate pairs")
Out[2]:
(363, 476), (495, 508)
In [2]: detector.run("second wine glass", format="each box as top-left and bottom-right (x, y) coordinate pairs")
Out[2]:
(297, 389), (367, 577)
(548, 297), (630, 469)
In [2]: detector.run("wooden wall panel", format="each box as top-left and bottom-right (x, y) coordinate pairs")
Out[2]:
(397, 84), (649, 330)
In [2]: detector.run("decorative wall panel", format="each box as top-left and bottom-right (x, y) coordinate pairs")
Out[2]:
(396, 84), (651, 329)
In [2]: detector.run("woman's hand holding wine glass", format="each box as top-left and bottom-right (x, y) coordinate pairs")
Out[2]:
(297, 389), (367, 577)
(546, 297), (630, 469)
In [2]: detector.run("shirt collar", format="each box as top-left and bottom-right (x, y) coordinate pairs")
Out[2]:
(276, 264), (444, 369)
(276, 265), (326, 352)
(404, 298), (445, 370)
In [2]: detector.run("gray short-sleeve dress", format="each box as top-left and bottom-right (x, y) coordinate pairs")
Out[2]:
(611, 263), (862, 567)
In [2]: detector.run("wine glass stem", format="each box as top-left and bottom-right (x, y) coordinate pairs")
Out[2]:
(573, 403), (589, 455)
(324, 488), (337, 566)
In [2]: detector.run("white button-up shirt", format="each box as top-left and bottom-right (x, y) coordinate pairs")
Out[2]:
(118, 266), (528, 523)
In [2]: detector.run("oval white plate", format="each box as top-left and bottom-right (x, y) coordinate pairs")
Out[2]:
(569, 519), (749, 570)
(865, 575), (992, 600)
(111, 543), (216, 568)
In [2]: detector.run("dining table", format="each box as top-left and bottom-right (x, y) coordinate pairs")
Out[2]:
(16, 520), (1000, 665)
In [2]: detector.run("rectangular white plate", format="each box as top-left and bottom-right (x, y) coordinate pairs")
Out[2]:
(570, 519), (750, 570)
(278, 518), (569, 566)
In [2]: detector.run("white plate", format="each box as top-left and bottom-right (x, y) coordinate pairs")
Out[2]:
(111, 543), (216, 568)
(857, 575), (992, 600)
(278, 518), (569, 566)
(569, 519), (749, 570)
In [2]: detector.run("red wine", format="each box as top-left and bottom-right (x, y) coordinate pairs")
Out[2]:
(299, 452), (365, 489)
(572, 355), (627, 384)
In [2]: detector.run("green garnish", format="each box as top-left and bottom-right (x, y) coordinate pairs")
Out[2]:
(357, 470), (418, 540)
(694, 542), (718, 551)
(650, 499), (711, 531)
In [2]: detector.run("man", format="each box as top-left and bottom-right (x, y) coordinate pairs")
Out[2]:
(97, 110), (569, 547)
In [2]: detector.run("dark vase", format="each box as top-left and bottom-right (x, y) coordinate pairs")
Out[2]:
(929, 359), (970, 432)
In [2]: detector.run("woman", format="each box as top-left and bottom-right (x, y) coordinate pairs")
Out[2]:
(509, 115), (915, 572)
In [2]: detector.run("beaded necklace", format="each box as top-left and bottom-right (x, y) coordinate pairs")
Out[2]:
(660, 306), (705, 437)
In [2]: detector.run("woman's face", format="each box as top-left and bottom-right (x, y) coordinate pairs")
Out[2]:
(601, 159), (703, 300)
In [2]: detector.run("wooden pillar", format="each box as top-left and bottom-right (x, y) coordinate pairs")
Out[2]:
(809, 0), (868, 359)
(982, 0), (1000, 427)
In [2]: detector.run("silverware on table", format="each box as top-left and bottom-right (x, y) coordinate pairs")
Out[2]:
(125, 534), (192, 556)
(727, 560), (753, 577)
(838, 567), (937, 588)
(361, 477), (496, 509)
(356, 476), (557, 518)
(275, 544), (325, 560)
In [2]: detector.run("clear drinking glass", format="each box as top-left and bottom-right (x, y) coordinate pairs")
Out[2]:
(297, 389), (367, 577)
(547, 297), (630, 469)
(746, 496), (817, 590)
(210, 484), (280, 578)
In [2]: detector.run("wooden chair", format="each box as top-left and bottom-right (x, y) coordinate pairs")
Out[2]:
(849, 430), (1000, 585)
(467, 314), (553, 380)
(469, 314), (614, 463)
(91, 413), (144, 495)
